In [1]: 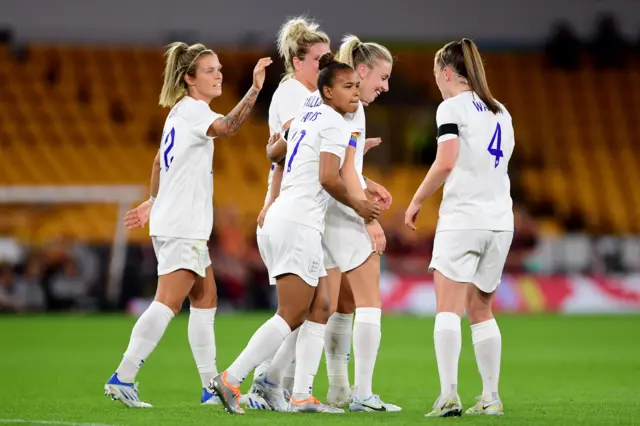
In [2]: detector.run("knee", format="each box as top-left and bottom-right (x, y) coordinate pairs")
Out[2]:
(466, 302), (493, 325)
(307, 295), (331, 324)
(190, 291), (218, 309)
(277, 304), (309, 330)
(337, 290), (357, 313)
(154, 297), (183, 315)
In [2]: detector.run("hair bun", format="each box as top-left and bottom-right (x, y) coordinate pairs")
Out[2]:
(319, 52), (337, 71)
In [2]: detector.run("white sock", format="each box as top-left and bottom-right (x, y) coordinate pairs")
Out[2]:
(116, 301), (174, 382)
(325, 312), (353, 389)
(282, 359), (296, 394)
(188, 306), (218, 388)
(353, 307), (381, 400)
(254, 357), (272, 382)
(434, 312), (461, 397)
(471, 318), (502, 401)
(226, 315), (291, 387)
(266, 327), (300, 385)
(292, 320), (326, 399)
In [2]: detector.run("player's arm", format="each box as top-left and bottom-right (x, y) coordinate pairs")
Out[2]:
(405, 102), (459, 230)
(266, 136), (287, 163)
(319, 127), (379, 222)
(124, 150), (159, 230)
(409, 102), (459, 204)
(207, 57), (272, 138)
(409, 138), (458, 204)
(266, 118), (294, 163)
(266, 119), (294, 198)
(150, 149), (160, 199)
(339, 137), (367, 202)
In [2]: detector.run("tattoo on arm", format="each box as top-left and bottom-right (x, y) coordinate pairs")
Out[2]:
(220, 87), (260, 134)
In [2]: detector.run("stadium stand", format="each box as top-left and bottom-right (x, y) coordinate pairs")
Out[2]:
(1, 45), (639, 245)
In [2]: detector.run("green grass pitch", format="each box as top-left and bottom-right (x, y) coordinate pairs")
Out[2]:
(1, 313), (639, 425)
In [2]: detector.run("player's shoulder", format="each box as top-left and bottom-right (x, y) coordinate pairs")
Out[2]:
(172, 96), (214, 119)
(274, 78), (309, 101)
(318, 105), (347, 127)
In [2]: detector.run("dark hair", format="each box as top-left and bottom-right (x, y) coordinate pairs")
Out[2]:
(436, 38), (501, 114)
(317, 52), (354, 100)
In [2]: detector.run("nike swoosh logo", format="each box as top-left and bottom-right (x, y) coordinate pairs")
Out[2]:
(361, 403), (387, 412)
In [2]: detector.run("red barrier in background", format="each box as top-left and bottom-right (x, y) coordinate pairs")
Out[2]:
(380, 273), (640, 314)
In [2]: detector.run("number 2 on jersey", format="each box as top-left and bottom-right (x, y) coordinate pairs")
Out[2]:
(163, 127), (175, 171)
(487, 123), (503, 168)
(286, 130), (307, 172)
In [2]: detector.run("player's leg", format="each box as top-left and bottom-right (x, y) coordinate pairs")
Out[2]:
(212, 273), (314, 414)
(278, 266), (335, 397)
(252, 235), (276, 385)
(211, 222), (323, 414)
(344, 253), (399, 412)
(464, 231), (512, 416)
(188, 265), (220, 405)
(249, 277), (328, 412)
(288, 277), (344, 412)
(325, 270), (355, 407)
(423, 270), (466, 417)
(425, 230), (486, 418)
(106, 266), (196, 408)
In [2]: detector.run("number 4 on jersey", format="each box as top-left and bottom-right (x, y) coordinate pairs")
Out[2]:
(487, 123), (503, 168)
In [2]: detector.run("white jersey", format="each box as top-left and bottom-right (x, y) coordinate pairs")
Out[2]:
(264, 78), (311, 205)
(435, 91), (514, 231)
(268, 94), (351, 232)
(150, 96), (223, 240)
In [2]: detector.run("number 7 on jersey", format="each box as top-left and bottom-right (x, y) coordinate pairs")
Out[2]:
(286, 130), (307, 172)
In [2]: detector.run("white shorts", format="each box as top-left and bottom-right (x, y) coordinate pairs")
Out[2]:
(257, 217), (326, 287)
(429, 230), (513, 293)
(151, 236), (211, 278)
(323, 204), (374, 272)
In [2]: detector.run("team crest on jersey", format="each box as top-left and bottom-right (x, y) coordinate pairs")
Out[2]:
(308, 257), (320, 274)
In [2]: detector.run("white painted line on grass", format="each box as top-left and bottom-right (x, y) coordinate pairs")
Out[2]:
(0, 420), (118, 426)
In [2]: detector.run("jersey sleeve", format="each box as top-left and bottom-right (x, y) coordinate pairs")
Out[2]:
(276, 83), (310, 129)
(436, 100), (460, 143)
(319, 124), (351, 165)
(187, 100), (223, 140)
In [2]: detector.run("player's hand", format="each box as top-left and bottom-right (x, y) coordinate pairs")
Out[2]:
(364, 137), (382, 155)
(365, 180), (392, 210)
(124, 200), (152, 230)
(267, 132), (281, 146)
(257, 201), (272, 228)
(366, 219), (386, 254)
(252, 57), (273, 91)
(404, 200), (422, 231)
(353, 199), (381, 222)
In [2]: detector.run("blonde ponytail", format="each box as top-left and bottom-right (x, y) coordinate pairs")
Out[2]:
(276, 16), (329, 82)
(337, 34), (393, 70)
(159, 42), (214, 108)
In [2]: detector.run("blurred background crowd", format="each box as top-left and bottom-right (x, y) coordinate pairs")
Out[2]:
(2, 1), (640, 315)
